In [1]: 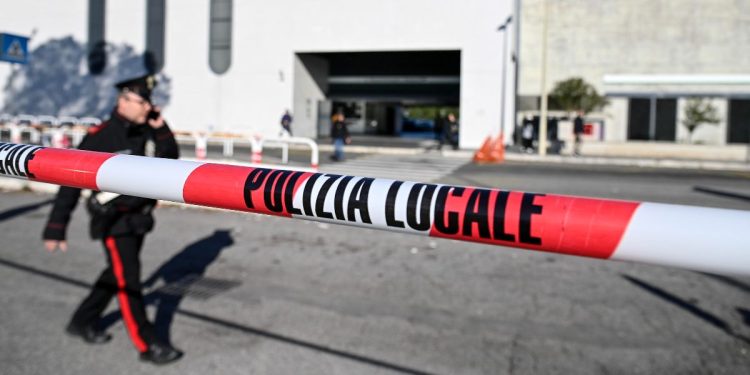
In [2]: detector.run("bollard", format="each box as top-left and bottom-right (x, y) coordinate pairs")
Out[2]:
(9, 124), (21, 144)
(51, 128), (67, 148)
(193, 132), (208, 160)
(1, 142), (749, 277)
(67, 129), (86, 148)
(223, 139), (234, 157)
(250, 135), (262, 164)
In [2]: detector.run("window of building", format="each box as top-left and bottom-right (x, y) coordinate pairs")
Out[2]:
(208, 0), (232, 74)
(627, 97), (676, 141)
(627, 98), (650, 140)
(654, 99), (676, 141)
(728, 99), (750, 144)
(209, 0), (232, 74)
(145, 0), (166, 73)
(87, 0), (106, 75)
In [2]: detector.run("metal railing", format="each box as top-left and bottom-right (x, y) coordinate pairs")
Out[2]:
(0, 113), (101, 128)
(0, 122), (88, 148)
(1, 115), (322, 168)
(255, 136), (319, 169)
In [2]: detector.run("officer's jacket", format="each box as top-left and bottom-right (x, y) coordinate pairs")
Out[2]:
(42, 110), (179, 240)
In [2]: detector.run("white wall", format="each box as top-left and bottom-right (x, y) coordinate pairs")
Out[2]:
(606, 98), (629, 142)
(106, 1), (145, 52)
(519, 0), (750, 144)
(163, 0), (514, 148)
(293, 54), (328, 139)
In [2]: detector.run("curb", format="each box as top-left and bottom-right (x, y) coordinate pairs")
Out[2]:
(501, 153), (750, 172)
(177, 138), (750, 171)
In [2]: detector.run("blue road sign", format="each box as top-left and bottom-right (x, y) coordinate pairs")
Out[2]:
(0, 33), (29, 64)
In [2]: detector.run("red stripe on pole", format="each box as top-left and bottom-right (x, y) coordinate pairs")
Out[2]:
(4, 142), (750, 276)
(105, 237), (148, 353)
(181, 164), (311, 216)
(28, 148), (114, 190)
(183, 164), (252, 211)
(536, 195), (639, 258)
(183, 164), (314, 217)
(429, 188), (638, 258)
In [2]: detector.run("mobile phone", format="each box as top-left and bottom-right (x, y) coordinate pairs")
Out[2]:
(147, 110), (160, 120)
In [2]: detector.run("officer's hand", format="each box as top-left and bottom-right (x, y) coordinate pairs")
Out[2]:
(44, 240), (68, 253)
(147, 106), (165, 129)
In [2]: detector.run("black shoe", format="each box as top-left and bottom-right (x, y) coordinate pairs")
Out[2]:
(65, 323), (112, 344)
(139, 343), (184, 365)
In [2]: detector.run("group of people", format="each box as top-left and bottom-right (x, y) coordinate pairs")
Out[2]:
(277, 109), (350, 161)
(520, 111), (585, 155)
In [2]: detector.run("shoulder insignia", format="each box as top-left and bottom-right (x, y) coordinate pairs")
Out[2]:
(87, 121), (109, 135)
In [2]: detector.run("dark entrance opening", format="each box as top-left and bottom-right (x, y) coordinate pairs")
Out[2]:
(628, 98), (651, 140)
(728, 99), (750, 144)
(628, 97), (676, 141)
(300, 50), (460, 139)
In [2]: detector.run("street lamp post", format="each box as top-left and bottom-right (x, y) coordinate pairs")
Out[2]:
(538, 0), (549, 156)
(498, 16), (513, 142)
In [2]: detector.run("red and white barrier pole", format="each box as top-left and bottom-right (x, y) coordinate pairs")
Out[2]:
(2, 142), (749, 276)
(51, 128), (66, 148)
(9, 124), (22, 144)
(193, 132), (208, 160)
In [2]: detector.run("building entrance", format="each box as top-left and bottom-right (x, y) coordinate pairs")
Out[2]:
(294, 50), (460, 141)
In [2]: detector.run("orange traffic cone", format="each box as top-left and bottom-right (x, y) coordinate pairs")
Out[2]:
(472, 136), (493, 163)
(489, 134), (505, 163)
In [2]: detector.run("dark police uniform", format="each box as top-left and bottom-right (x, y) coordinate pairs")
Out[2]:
(42, 75), (182, 364)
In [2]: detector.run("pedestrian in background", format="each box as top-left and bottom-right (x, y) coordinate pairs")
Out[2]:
(330, 111), (350, 161)
(446, 112), (460, 150)
(42, 74), (183, 365)
(522, 115), (535, 153)
(280, 109), (293, 137)
(573, 110), (585, 156)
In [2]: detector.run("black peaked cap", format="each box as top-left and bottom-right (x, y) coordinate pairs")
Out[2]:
(115, 74), (157, 102)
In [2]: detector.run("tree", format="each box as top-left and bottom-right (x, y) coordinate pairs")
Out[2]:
(1, 36), (171, 119)
(549, 77), (608, 114)
(682, 98), (720, 144)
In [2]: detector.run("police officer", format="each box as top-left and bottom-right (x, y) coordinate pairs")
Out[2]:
(42, 74), (182, 365)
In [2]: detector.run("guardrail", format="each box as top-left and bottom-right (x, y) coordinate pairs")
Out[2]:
(176, 135), (248, 159)
(0, 123), (87, 148)
(176, 134), (319, 169)
(2, 142), (749, 277)
(0, 113), (101, 128)
(255, 136), (319, 169)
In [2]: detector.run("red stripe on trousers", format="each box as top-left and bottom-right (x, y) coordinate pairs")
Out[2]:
(105, 237), (148, 353)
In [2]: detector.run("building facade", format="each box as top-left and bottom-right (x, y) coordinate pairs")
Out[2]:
(518, 0), (750, 145)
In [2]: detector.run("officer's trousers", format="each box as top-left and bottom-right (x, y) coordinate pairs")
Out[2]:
(70, 235), (157, 352)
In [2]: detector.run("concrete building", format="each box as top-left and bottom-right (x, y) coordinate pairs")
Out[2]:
(518, 0), (750, 146)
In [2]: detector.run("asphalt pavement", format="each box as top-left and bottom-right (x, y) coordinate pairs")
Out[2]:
(1, 152), (749, 374)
